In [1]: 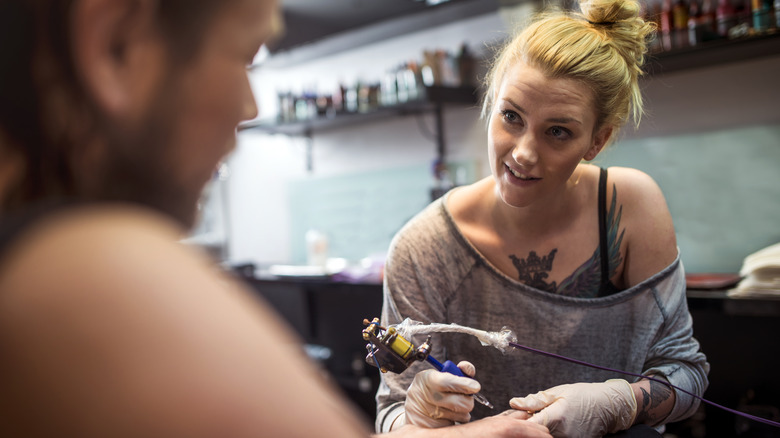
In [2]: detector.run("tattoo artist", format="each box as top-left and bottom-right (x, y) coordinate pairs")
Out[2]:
(375, 0), (710, 436)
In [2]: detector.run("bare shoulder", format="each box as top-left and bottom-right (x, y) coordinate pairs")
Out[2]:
(607, 167), (666, 203)
(0, 205), (191, 305)
(0, 205), (223, 320)
(607, 167), (679, 286)
(447, 177), (493, 223)
(0, 206), (369, 437)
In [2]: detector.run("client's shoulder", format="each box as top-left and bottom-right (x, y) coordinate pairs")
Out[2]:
(0, 204), (217, 320)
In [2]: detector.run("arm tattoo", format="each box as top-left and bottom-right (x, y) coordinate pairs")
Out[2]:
(635, 380), (674, 424)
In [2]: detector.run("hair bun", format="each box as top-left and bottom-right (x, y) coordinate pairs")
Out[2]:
(580, 0), (641, 24)
(578, 0), (654, 77)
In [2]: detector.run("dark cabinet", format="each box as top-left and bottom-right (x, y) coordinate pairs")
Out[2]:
(245, 277), (384, 423)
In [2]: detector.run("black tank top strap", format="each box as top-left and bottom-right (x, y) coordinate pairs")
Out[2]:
(597, 167), (614, 295)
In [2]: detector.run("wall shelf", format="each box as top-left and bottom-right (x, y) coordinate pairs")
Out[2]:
(645, 32), (780, 75)
(239, 85), (481, 171)
(239, 85), (480, 136)
(241, 36), (780, 135)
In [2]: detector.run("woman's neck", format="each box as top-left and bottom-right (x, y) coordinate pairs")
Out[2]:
(485, 168), (589, 240)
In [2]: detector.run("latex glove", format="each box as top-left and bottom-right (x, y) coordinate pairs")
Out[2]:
(509, 379), (637, 438)
(404, 360), (481, 428)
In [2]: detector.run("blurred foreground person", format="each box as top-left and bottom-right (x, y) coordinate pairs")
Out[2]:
(0, 1), (551, 437)
(0, 0), (369, 436)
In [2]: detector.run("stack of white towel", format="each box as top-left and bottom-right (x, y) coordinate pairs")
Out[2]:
(729, 242), (780, 299)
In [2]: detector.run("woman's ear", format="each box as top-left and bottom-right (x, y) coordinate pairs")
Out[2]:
(71, 0), (165, 119)
(583, 125), (613, 161)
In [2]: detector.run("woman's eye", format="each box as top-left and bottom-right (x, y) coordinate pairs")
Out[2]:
(500, 109), (520, 123)
(549, 126), (571, 139)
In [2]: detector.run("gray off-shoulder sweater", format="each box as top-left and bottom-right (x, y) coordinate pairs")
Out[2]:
(375, 194), (709, 432)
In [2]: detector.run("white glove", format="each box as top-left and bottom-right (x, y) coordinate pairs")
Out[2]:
(404, 361), (481, 428)
(509, 379), (637, 438)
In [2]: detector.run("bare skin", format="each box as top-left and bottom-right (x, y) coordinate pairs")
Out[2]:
(0, 207), (371, 437)
(379, 410), (551, 438)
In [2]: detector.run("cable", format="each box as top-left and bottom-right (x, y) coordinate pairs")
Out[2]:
(388, 318), (780, 428)
(508, 341), (780, 429)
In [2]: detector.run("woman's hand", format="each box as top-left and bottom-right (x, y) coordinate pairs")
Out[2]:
(509, 379), (637, 438)
(404, 361), (480, 428)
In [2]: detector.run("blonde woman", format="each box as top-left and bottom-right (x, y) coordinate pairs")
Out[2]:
(376, 0), (709, 436)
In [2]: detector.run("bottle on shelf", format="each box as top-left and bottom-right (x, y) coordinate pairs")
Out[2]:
(332, 83), (344, 114)
(673, 0), (691, 48)
(689, 0), (705, 45)
(345, 83), (359, 113)
(660, 0), (676, 50)
(716, 0), (739, 37)
(775, 0), (780, 27)
(277, 91), (294, 123)
(358, 83), (370, 113)
(380, 71), (397, 107)
(420, 50), (439, 87)
(751, 0), (773, 32)
(688, 0), (721, 45)
(437, 49), (458, 87)
(701, 0), (720, 39)
(315, 95), (334, 119)
(407, 61), (422, 101)
(456, 43), (476, 87)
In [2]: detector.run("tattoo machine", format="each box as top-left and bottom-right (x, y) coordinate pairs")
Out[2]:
(362, 317), (493, 409)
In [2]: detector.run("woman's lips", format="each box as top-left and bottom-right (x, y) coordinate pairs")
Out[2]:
(505, 164), (540, 182)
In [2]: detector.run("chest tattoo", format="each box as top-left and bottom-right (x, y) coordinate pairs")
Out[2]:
(509, 249), (558, 293)
(508, 182), (625, 297)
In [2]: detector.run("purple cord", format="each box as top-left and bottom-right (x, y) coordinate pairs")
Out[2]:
(508, 341), (780, 428)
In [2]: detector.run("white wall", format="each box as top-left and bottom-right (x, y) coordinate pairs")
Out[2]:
(224, 9), (780, 272)
(227, 11), (508, 264)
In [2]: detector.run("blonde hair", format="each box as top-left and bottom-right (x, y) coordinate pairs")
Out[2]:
(482, 0), (655, 134)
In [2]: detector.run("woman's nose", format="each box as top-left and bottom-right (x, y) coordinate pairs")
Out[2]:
(512, 134), (538, 167)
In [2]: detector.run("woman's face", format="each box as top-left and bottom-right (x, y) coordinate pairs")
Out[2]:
(487, 61), (610, 209)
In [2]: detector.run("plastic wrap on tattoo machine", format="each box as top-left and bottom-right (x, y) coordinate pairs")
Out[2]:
(393, 318), (517, 354)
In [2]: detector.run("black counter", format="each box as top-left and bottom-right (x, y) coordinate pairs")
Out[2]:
(244, 276), (383, 423)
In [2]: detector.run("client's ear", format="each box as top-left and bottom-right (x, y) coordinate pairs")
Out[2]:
(71, 0), (165, 119)
(584, 125), (613, 161)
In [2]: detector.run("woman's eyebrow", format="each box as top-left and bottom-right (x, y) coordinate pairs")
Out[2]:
(502, 98), (582, 125)
(546, 116), (582, 125)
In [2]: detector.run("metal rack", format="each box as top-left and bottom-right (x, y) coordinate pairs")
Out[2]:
(238, 85), (480, 172)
